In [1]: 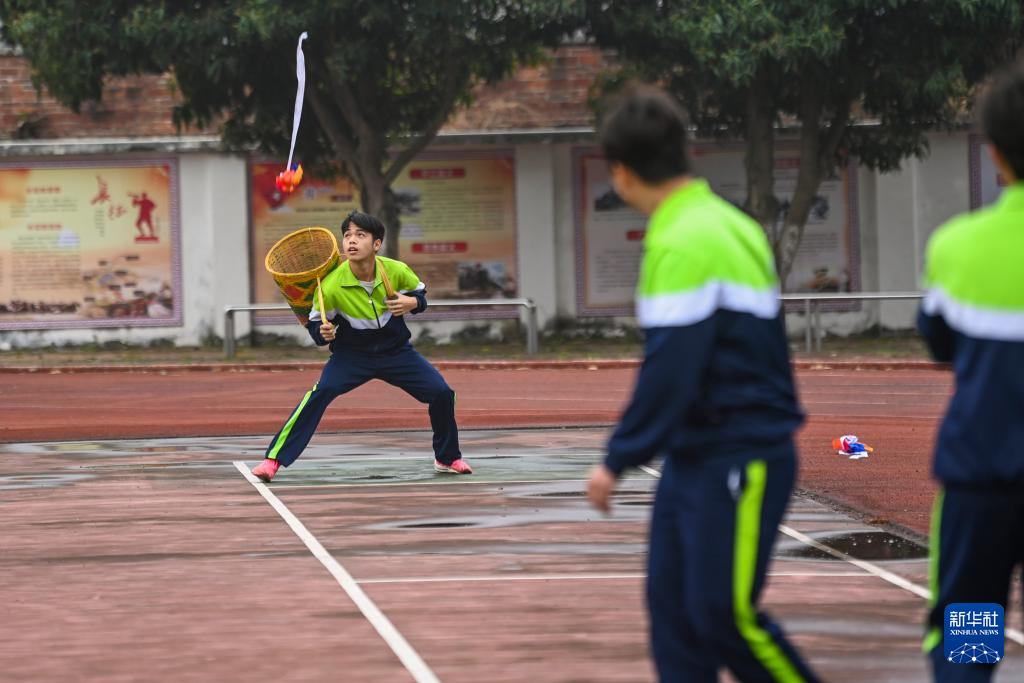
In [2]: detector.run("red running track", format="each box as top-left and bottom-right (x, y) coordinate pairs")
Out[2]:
(0, 364), (951, 534)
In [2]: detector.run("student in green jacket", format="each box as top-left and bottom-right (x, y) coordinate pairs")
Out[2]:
(252, 211), (472, 482)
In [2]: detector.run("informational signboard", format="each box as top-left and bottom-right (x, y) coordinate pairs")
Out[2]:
(251, 151), (517, 320)
(574, 145), (860, 315)
(0, 160), (180, 329)
(969, 136), (1008, 209)
(573, 154), (647, 316)
(395, 153), (518, 301)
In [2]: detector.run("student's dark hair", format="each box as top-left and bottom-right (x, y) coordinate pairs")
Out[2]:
(598, 83), (691, 183)
(341, 210), (386, 243)
(980, 59), (1024, 180)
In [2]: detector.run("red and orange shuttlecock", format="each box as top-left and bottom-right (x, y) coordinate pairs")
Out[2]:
(275, 163), (304, 194)
(276, 32), (309, 195)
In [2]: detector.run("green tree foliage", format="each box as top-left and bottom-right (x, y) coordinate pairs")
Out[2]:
(586, 0), (1024, 286)
(0, 0), (573, 255)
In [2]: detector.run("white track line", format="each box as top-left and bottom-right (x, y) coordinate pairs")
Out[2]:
(356, 571), (869, 585)
(272, 478), (594, 490)
(777, 524), (931, 600)
(637, 464), (1024, 647)
(780, 524), (1024, 647)
(359, 573), (645, 584)
(638, 465), (661, 479)
(305, 451), (606, 463)
(233, 461), (441, 683)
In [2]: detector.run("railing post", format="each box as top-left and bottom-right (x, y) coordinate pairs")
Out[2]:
(814, 300), (823, 352)
(525, 301), (539, 356)
(224, 308), (236, 360)
(804, 298), (812, 353)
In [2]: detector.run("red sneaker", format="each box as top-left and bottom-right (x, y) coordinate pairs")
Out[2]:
(251, 458), (280, 482)
(434, 458), (473, 474)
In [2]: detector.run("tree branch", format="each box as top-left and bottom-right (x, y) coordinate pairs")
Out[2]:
(776, 79), (826, 287)
(382, 60), (463, 186)
(743, 68), (779, 249)
(319, 57), (379, 164)
(305, 84), (362, 185)
(783, 81), (824, 230)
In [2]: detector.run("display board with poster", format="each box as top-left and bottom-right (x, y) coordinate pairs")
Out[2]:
(573, 145), (860, 315)
(250, 150), (517, 322)
(572, 152), (647, 316)
(969, 135), (1008, 209)
(0, 160), (180, 329)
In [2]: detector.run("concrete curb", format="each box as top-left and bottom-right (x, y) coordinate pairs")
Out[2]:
(0, 358), (948, 374)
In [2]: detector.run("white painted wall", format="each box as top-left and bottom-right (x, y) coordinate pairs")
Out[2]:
(514, 144), (559, 325)
(179, 154), (250, 343)
(870, 133), (970, 329)
(552, 143), (581, 320)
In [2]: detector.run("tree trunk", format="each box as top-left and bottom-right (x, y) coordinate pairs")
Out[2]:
(774, 80), (853, 291)
(360, 176), (401, 259)
(775, 171), (822, 291)
(775, 84), (822, 289)
(310, 58), (459, 262)
(743, 72), (780, 259)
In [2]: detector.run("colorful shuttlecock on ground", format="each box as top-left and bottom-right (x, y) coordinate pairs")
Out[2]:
(833, 434), (874, 457)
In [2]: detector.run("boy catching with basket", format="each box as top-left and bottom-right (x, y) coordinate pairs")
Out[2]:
(251, 210), (472, 482)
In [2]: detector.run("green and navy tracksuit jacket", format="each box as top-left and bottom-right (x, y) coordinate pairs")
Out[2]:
(604, 179), (803, 474)
(918, 183), (1024, 673)
(917, 182), (1024, 487)
(608, 180), (820, 683)
(308, 256), (427, 353)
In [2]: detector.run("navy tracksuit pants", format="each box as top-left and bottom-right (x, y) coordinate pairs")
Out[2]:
(926, 486), (1024, 682)
(264, 344), (460, 466)
(648, 445), (820, 682)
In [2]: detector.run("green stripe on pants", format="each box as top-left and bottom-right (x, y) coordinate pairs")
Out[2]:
(922, 489), (945, 653)
(267, 383), (317, 461)
(733, 459), (806, 683)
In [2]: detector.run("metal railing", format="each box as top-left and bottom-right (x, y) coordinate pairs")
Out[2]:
(780, 291), (924, 353)
(226, 293), (921, 358)
(224, 298), (539, 359)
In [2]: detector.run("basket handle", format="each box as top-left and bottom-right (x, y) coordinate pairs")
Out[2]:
(377, 257), (398, 300)
(305, 228), (333, 330)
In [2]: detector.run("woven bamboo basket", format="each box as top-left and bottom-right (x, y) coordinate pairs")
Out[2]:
(264, 227), (340, 323)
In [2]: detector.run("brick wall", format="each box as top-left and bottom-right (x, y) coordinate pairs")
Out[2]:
(0, 55), (188, 139)
(445, 46), (617, 131)
(0, 46), (615, 140)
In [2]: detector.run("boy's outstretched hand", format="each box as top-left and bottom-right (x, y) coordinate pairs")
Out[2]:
(386, 293), (418, 316)
(587, 464), (618, 513)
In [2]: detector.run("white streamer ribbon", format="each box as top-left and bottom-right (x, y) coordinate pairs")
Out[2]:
(285, 31), (308, 171)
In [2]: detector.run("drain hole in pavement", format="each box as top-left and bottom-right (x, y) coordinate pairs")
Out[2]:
(778, 531), (927, 561)
(399, 522), (479, 529)
(363, 474), (397, 480)
(618, 500), (653, 506)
